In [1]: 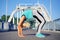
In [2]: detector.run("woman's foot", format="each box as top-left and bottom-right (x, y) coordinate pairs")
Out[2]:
(17, 26), (25, 37)
(36, 33), (45, 38)
(18, 34), (25, 37)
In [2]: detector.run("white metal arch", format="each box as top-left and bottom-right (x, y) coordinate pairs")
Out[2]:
(8, 4), (51, 24)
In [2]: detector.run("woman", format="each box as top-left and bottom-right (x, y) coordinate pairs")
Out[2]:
(17, 9), (46, 38)
(17, 9), (33, 37)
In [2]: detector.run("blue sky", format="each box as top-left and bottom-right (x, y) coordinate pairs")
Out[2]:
(0, 0), (60, 20)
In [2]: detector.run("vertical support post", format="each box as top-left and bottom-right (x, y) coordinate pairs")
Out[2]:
(13, 17), (14, 24)
(49, 0), (52, 31)
(54, 21), (56, 31)
(19, 4), (21, 19)
(6, 0), (8, 22)
(17, 12), (18, 25)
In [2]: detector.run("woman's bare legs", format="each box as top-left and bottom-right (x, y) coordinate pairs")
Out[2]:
(17, 16), (26, 37)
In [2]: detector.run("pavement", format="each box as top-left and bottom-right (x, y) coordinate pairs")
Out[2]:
(0, 29), (60, 40)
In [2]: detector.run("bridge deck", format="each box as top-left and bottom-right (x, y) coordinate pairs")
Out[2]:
(0, 29), (60, 40)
